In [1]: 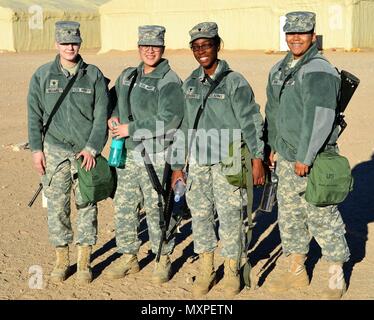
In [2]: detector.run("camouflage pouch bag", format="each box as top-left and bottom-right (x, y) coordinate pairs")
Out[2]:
(77, 155), (117, 206)
(221, 141), (251, 188)
(305, 150), (353, 206)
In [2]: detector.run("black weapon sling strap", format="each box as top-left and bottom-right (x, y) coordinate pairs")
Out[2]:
(42, 72), (78, 143)
(28, 70), (78, 208)
(186, 70), (233, 165)
(126, 68), (172, 262)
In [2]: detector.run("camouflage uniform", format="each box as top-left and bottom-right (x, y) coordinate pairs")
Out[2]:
(265, 12), (350, 263)
(185, 163), (245, 259)
(111, 25), (184, 256)
(172, 23), (264, 260)
(27, 21), (110, 247)
(114, 151), (174, 254)
(42, 143), (97, 246)
(277, 154), (349, 262)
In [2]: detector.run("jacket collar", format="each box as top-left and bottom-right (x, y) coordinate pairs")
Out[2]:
(191, 59), (230, 82)
(137, 58), (170, 79)
(50, 54), (86, 78)
(279, 42), (319, 76)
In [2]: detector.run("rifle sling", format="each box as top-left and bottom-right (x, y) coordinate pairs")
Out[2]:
(42, 72), (78, 142)
(187, 70), (233, 162)
(125, 69), (167, 197)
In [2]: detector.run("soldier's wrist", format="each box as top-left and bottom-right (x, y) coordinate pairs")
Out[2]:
(83, 146), (97, 157)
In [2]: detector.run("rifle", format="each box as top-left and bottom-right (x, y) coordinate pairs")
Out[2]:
(142, 149), (190, 262)
(140, 147), (173, 262)
(164, 194), (191, 241)
(28, 183), (43, 207)
(337, 70), (360, 137)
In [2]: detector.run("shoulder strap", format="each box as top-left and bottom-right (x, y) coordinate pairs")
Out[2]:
(126, 69), (138, 122)
(42, 73), (78, 141)
(125, 67), (167, 195)
(278, 55), (329, 101)
(187, 69), (233, 163)
(192, 69), (233, 131)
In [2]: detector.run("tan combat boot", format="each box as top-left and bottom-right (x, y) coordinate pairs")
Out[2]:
(50, 246), (70, 283)
(222, 258), (240, 298)
(152, 255), (171, 284)
(103, 253), (140, 279)
(267, 253), (309, 293)
(192, 252), (216, 298)
(76, 245), (93, 284)
(321, 262), (346, 300)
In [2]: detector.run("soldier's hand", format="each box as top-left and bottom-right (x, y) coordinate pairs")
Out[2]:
(294, 161), (309, 177)
(252, 158), (265, 186)
(112, 123), (129, 138)
(171, 170), (185, 189)
(32, 151), (46, 176)
(108, 117), (120, 131)
(76, 150), (96, 171)
(268, 151), (276, 169)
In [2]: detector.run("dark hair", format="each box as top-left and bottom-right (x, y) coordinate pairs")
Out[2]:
(212, 35), (223, 51)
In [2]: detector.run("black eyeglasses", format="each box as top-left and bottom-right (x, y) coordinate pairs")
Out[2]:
(139, 45), (163, 52)
(191, 43), (214, 52)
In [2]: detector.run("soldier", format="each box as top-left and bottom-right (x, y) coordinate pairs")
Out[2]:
(264, 11), (350, 299)
(27, 21), (110, 284)
(103, 25), (184, 284)
(171, 22), (265, 298)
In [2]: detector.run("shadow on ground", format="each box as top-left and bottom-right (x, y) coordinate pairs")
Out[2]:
(339, 154), (374, 286)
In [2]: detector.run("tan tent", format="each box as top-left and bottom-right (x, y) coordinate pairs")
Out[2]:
(0, 0), (108, 52)
(99, 0), (374, 52)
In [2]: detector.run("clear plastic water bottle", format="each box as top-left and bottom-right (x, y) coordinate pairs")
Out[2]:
(108, 122), (126, 168)
(173, 179), (186, 202)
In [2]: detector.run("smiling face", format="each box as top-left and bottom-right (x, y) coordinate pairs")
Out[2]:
(191, 38), (219, 75)
(55, 42), (80, 67)
(286, 32), (316, 59)
(138, 45), (164, 74)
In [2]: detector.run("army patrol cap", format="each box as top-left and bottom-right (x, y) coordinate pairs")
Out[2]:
(189, 22), (218, 43)
(55, 21), (82, 44)
(283, 11), (316, 33)
(138, 25), (166, 46)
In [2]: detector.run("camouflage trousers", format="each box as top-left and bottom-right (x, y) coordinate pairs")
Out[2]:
(186, 163), (245, 260)
(42, 143), (98, 247)
(276, 155), (350, 262)
(113, 150), (174, 255)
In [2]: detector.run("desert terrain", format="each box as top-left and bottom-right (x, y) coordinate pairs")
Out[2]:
(0, 48), (373, 300)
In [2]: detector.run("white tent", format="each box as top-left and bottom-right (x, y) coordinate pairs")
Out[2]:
(99, 0), (374, 52)
(0, 0), (108, 52)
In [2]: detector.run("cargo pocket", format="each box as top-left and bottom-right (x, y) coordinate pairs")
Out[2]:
(184, 177), (193, 208)
(41, 174), (52, 199)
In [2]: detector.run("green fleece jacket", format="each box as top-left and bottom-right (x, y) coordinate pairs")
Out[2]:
(27, 54), (110, 155)
(265, 42), (340, 165)
(111, 59), (184, 154)
(172, 60), (264, 170)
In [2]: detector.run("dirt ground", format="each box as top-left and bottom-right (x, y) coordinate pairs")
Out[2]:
(0, 48), (373, 300)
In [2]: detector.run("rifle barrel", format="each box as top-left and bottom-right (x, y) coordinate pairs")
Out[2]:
(28, 183), (43, 207)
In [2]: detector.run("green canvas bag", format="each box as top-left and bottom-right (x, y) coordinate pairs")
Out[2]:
(305, 150), (353, 206)
(221, 141), (251, 188)
(77, 155), (117, 206)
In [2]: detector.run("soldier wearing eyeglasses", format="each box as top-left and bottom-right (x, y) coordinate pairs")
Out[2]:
(103, 25), (184, 284)
(171, 22), (265, 298)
